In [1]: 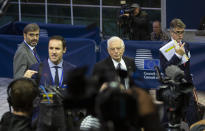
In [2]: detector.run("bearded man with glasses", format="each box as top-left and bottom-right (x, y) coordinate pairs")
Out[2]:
(13, 23), (41, 79)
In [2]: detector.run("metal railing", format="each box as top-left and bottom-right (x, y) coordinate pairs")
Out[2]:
(10, 1), (162, 33)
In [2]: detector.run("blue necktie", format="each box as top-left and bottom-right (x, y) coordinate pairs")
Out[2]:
(54, 66), (59, 86)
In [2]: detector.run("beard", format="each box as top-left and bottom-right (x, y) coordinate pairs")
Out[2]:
(29, 40), (38, 47)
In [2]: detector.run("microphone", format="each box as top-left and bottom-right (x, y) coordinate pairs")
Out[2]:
(165, 65), (186, 83)
(154, 66), (163, 83)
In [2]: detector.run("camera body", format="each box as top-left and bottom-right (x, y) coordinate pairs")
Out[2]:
(36, 85), (67, 130)
(120, 4), (133, 15)
(155, 65), (194, 125)
(156, 79), (192, 110)
(156, 65), (193, 108)
(39, 85), (65, 104)
(118, 1), (141, 40)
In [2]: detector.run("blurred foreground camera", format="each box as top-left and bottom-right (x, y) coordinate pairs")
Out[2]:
(95, 82), (139, 131)
(155, 65), (193, 129)
(36, 85), (67, 131)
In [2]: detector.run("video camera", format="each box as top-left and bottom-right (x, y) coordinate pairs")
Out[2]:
(36, 85), (67, 131)
(35, 66), (137, 130)
(119, 0), (133, 15)
(118, 1), (141, 40)
(118, 0), (133, 24)
(95, 82), (138, 126)
(39, 85), (64, 104)
(63, 67), (132, 110)
(155, 65), (193, 128)
(64, 67), (140, 130)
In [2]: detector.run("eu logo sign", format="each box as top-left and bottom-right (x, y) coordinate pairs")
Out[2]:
(144, 59), (160, 70)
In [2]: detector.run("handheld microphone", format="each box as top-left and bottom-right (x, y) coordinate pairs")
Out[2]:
(165, 65), (186, 82)
(154, 66), (163, 83)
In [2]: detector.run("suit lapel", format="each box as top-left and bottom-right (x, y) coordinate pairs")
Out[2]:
(184, 44), (189, 56)
(123, 57), (132, 73)
(23, 43), (38, 64)
(123, 57), (129, 72)
(41, 60), (53, 85)
(107, 57), (116, 72)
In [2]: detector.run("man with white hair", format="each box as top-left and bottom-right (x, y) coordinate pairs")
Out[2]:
(92, 36), (136, 89)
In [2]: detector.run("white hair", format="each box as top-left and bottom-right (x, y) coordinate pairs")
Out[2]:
(107, 36), (125, 48)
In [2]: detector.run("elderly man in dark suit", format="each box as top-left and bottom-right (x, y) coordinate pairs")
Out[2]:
(160, 18), (199, 126)
(92, 36), (136, 89)
(13, 23), (40, 79)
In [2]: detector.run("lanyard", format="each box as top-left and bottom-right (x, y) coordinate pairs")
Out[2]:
(24, 42), (40, 63)
(52, 69), (63, 88)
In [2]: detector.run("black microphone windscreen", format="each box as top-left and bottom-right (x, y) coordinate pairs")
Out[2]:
(165, 65), (185, 81)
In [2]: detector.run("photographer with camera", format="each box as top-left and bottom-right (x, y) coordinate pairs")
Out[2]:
(159, 18), (200, 126)
(0, 78), (39, 131)
(119, 3), (150, 40)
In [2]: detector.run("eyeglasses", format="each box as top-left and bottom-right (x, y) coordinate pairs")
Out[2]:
(27, 33), (39, 37)
(172, 30), (184, 35)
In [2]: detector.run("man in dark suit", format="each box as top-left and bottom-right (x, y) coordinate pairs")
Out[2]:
(24, 35), (75, 87)
(160, 18), (199, 126)
(13, 23), (41, 79)
(92, 36), (136, 89)
(24, 35), (75, 130)
(160, 18), (192, 82)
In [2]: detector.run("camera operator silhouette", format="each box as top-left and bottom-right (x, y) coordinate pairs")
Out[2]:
(119, 3), (150, 40)
(0, 78), (38, 131)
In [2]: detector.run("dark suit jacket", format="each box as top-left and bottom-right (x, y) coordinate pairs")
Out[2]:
(160, 41), (192, 82)
(92, 56), (136, 78)
(30, 59), (76, 87)
(13, 42), (40, 79)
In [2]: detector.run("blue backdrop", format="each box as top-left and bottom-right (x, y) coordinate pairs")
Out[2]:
(100, 40), (205, 91)
(166, 0), (205, 29)
(0, 21), (101, 45)
(0, 35), (96, 78)
(0, 21), (204, 90)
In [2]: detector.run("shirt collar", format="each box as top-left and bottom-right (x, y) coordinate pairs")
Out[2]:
(24, 40), (35, 50)
(48, 59), (63, 68)
(111, 58), (126, 70)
